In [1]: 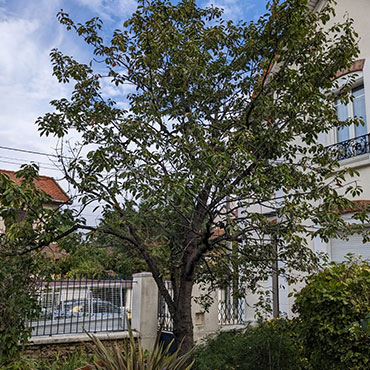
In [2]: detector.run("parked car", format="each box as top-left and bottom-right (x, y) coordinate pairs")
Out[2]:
(92, 300), (121, 315)
(54, 299), (122, 318)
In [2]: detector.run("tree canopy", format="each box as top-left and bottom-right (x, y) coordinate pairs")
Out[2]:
(34, 0), (368, 351)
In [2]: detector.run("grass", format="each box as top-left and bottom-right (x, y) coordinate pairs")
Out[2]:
(3, 350), (94, 370)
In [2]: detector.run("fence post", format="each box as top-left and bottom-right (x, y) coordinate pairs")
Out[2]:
(131, 272), (159, 351)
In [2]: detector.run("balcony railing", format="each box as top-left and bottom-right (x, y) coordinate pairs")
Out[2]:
(326, 134), (370, 161)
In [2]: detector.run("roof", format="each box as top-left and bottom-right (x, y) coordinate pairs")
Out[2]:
(0, 169), (71, 204)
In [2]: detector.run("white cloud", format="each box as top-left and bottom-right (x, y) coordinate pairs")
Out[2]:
(0, 1), (75, 161)
(0, 0), (135, 169)
(75, 0), (138, 21)
(204, 0), (255, 21)
(100, 78), (136, 99)
(0, 18), (39, 81)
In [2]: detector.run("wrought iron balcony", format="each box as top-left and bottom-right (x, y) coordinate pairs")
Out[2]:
(326, 133), (370, 161)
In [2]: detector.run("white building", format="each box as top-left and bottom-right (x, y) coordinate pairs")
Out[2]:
(307, 0), (370, 263)
(240, 0), (370, 320)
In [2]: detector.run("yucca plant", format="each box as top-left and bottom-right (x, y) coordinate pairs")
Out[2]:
(84, 320), (194, 370)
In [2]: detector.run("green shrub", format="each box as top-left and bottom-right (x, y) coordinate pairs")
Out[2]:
(194, 319), (303, 370)
(0, 255), (42, 365)
(86, 322), (194, 370)
(293, 259), (370, 370)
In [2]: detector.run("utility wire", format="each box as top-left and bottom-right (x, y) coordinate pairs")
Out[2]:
(0, 154), (62, 171)
(0, 155), (57, 168)
(0, 159), (60, 171)
(0, 145), (72, 159)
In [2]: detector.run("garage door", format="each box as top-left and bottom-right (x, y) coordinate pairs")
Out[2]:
(331, 234), (370, 263)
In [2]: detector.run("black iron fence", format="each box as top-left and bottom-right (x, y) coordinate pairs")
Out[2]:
(218, 289), (246, 326)
(327, 133), (370, 161)
(30, 276), (133, 337)
(158, 282), (246, 331)
(158, 281), (173, 332)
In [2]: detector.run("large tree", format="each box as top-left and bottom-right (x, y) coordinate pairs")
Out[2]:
(37, 0), (367, 352)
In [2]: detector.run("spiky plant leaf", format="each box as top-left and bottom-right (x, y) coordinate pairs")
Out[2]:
(85, 318), (194, 370)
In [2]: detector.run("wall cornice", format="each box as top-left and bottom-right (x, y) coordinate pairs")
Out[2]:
(308, 0), (326, 12)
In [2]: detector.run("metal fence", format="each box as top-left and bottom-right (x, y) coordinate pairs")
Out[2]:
(30, 276), (133, 337)
(157, 283), (246, 331)
(326, 133), (370, 161)
(218, 288), (246, 326)
(158, 281), (173, 332)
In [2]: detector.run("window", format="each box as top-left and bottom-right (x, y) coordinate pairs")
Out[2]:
(336, 85), (367, 141)
(335, 85), (368, 159)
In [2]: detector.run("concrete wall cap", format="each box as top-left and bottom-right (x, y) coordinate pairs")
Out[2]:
(133, 272), (153, 278)
(28, 331), (138, 345)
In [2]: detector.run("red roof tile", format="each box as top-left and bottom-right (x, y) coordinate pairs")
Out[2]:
(0, 169), (70, 204)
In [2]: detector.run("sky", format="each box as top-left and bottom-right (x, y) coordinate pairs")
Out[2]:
(0, 0), (268, 223)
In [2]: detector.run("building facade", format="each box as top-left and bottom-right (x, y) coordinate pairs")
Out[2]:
(241, 0), (370, 320)
(309, 0), (370, 265)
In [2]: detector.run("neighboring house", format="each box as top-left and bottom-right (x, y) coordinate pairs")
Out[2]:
(277, 0), (370, 317)
(0, 169), (71, 259)
(240, 0), (370, 320)
(309, 0), (370, 264)
(0, 169), (70, 206)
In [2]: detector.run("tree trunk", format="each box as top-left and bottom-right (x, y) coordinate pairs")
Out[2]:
(172, 279), (194, 356)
